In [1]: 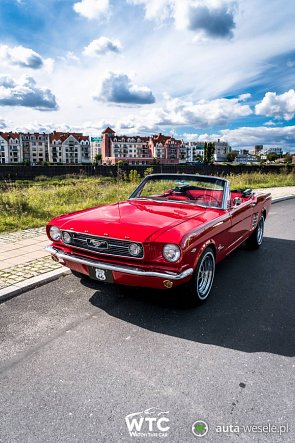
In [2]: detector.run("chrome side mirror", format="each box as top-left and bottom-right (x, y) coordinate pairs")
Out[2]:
(233, 197), (242, 207)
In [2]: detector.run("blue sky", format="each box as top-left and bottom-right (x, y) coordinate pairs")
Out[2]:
(0, 0), (295, 150)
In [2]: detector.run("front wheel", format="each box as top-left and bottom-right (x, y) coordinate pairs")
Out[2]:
(182, 247), (215, 307)
(245, 215), (264, 250)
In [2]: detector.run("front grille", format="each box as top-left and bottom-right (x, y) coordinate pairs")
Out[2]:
(62, 231), (144, 259)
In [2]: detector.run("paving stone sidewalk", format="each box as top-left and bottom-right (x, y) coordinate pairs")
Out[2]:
(0, 186), (294, 298)
(0, 227), (64, 296)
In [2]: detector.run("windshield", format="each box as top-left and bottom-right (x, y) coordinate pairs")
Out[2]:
(130, 175), (227, 209)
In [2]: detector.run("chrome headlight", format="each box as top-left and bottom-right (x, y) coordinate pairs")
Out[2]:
(62, 231), (71, 244)
(49, 225), (61, 241)
(163, 244), (181, 262)
(129, 243), (142, 257)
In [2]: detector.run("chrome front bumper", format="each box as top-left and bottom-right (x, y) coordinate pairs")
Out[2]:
(46, 246), (193, 281)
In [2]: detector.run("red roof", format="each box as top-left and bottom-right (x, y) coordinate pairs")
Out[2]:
(112, 136), (149, 142)
(0, 132), (21, 141)
(102, 127), (116, 134)
(49, 132), (88, 143)
(151, 133), (182, 146)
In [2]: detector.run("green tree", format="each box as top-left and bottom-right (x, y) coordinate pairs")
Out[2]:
(144, 167), (154, 177)
(204, 142), (214, 164)
(94, 154), (102, 164)
(129, 169), (141, 182)
(226, 152), (236, 162)
(267, 153), (279, 162)
(283, 153), (292, 164)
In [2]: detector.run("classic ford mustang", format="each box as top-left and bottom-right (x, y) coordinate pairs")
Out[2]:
(46, 174), (271, 306)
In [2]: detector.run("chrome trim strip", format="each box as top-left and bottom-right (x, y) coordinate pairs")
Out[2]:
(46, 246), (193, 280)
(221, 179), (230, 211)
(62, 229), (143, 246)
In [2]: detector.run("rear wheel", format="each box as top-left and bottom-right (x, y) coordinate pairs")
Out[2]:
(245, 215), (264, 250)
(183, 247), (215, 307)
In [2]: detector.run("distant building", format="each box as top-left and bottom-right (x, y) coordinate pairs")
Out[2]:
(0, 132), (22, 163)
(21, 133), (49, 164)
(183, 142), (204, 162)
(101, 127), (184, 165)
(214, 139), (230, 161)
(102, 127), (151, 165)
(149, 133), (184, 164)
(48, 132), (90, 164)
(262, 147), (283, 156)
(250, 145), (264, 155)
(90, 136), (102, 162)
(235, 153), (257, 163)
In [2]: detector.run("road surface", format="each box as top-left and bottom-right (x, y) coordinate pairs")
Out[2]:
(0, 200), (294, 442)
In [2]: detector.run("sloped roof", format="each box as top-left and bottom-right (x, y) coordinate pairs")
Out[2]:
(102, 127), (116, 134)
(49, 132), (88, 143)
(0, 132), (21, 141)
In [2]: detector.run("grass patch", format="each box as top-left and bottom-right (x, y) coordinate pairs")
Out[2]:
(0, 171), (294, 233)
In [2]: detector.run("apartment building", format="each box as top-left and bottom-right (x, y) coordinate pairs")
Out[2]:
(214, 139), (230, 161)
(149, 133), (184, 164)
(0, 132), (22, 163)
(101, 128), (186, 165)
(183, 142), (205, 162)
(48, 132), (91, 164)
(22, 133), (49, 164)
(90, 136), (102, 162)
(102, 127), (151, 165)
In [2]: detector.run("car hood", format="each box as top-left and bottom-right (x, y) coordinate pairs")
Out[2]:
(53, 199), (206, 243)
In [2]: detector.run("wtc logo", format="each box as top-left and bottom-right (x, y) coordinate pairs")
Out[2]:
(125, 407), (170, 438)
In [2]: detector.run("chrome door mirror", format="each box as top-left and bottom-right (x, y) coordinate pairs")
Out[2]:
(233, 197), (242, 207)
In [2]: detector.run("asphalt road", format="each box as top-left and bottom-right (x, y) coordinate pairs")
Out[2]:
(0, 200), (294, 443)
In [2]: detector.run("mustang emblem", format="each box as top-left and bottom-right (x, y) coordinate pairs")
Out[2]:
(88, 239), (109, 249)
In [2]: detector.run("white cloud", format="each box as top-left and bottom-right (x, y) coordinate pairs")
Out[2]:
(97, 94), (252, 137)
(263, 120), (276, 126)
(95, 72), (155, 104)
(0, 75), (58, 111)
(0, 118), (7, 129)
(255, 89), (295, 121)
(117, 94), (252, 131)
(9, 119), (114, 136)
(216, 125), (295, 148)
(128, 0), (237, 39)
(181, 125), (295, 150)
(83, 37), (122, 57)
(73, 0), (109, 19)
(129, 0), (172, 21)
(0, 44), (44, 69)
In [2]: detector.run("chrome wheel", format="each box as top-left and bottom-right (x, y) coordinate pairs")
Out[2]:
(256, 216), (264, 245)
(196, 250), (215, 300)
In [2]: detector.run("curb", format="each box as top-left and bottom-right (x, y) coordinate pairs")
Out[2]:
(0, 194), (294, 304)
(272, 195), (295, 204)
(0, 268), (70, 304)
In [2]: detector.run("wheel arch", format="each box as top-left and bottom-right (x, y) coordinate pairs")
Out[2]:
(192, 240), (216, 270)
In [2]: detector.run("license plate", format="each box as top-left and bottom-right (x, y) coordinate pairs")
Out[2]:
(88, 266), (114, 283)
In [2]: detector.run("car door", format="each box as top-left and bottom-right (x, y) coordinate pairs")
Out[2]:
(228, 197), (255, 251)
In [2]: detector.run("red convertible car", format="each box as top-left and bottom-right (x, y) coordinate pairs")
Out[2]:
(46, 174), (271, 306)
